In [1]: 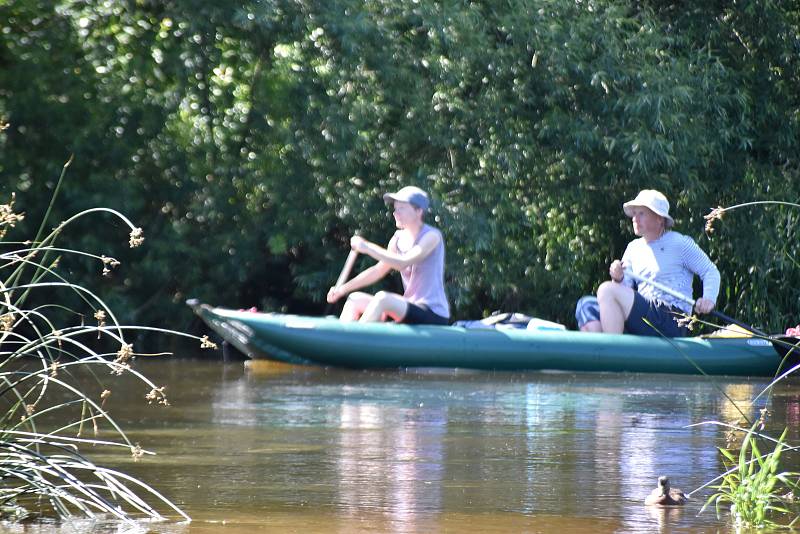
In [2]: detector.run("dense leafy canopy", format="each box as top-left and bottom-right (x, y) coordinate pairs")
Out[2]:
(1, 0), (798, 333)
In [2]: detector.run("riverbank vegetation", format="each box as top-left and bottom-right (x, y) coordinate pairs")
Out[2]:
(703, 426), (799, 530)
(1, 1), (798, 331)
(694, 197), (800, 527)
(0, 170), (208, 521)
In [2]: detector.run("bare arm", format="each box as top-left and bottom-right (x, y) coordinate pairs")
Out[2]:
(326, 262), (392, 303)
(326, 236), (398, 304)
(682, 236), (719, 314)
(339, 261), (392, 293)
(352, 231), (440, 271)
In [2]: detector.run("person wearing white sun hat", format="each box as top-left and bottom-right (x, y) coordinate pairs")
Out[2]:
(575, 189), (720, 336)
(326, 186), (450, 325)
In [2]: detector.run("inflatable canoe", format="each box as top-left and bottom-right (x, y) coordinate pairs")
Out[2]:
(188, 301), (794, 377)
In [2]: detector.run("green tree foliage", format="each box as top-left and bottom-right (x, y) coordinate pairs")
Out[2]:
(1, 0), (798, 331)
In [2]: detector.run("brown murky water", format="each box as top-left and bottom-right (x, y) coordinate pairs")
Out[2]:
(9, 358), (800, 533)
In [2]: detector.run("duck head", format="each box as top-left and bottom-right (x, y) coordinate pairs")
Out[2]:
(657, 476), (670, 496)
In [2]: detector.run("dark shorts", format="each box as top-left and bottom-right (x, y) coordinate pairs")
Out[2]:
(575, 293), (688, 337)
(402, 302), (450, 326)
(624, 292), (689, 337)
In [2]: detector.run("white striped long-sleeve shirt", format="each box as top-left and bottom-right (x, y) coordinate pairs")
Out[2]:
(621, 231), (720, 314)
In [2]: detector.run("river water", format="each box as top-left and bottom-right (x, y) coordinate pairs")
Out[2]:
(8, 358), (800, 533)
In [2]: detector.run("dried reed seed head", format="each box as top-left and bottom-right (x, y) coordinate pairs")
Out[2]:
(49, 362), (59, 377)
(757, 407), (772, 430)
(725, 428), (741, 449)
(112, 343), (134, 374)
(101, 255), (120, 267)
(200, 335), (218, 350)
(131, 443), (144, 461)
(0, 193), (25, 240)
(111, 362), (130, 376)
(100, 389), (111, 407)
(0, 313), (14, 331)
(145, 386), (169, 406)
(116, 343), (133, 362)
(94, 309), (107, 328)
(25, 404), (35, 416)
(101, 255), (120, 277)
(676, 314), (697, 331)
(704, 206), (726, 234)
(129, 227), (144, 248)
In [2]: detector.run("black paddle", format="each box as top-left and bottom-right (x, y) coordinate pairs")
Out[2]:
(624, 270), (799, 360)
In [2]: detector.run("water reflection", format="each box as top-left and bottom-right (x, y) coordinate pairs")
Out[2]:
(719, 383), (757, 425)
(203, 367), (774, 532)
(334, 402), (445, 531)
(786, 394), (800, 428)
(644, 505), (687, 534)
(32, 360), (800, 533)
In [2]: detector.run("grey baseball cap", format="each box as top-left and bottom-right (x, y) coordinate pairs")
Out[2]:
(382, 186), (430, 211)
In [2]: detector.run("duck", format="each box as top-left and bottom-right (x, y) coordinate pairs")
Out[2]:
(645, 476), (688, 506)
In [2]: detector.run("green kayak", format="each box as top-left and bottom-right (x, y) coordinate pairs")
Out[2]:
(188, 300), (789, 376)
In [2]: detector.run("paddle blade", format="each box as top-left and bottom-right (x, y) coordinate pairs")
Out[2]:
(773, 336), (800, 363)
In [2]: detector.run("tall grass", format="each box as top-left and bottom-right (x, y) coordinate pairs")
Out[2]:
(695, 200), (800, 528)
(0, 161), (214, 523)
(700, 425), (799, 529)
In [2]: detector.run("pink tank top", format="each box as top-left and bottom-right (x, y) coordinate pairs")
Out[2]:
(392, 225), (450, 318)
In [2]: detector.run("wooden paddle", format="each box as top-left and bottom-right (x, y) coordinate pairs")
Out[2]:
(624, 269), (799, 359)
(324, 249), (359, 315)
(335, 250), (359, 291)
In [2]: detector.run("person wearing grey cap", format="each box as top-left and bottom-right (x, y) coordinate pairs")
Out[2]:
(326, 186), (450, 325)
(575, 189), (720, 336)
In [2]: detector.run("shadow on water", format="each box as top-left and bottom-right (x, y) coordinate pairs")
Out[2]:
(14, 358), (800, 533)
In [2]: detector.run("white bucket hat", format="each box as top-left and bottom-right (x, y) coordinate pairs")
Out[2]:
(623, 189), (674, 227)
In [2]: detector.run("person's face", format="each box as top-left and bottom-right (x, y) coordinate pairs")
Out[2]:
(392, 201), (421, 228)
(629, 206), (664, 237)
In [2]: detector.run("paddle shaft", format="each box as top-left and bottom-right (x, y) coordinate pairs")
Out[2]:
(623, 269), (768, 338)
(323, 250), (359, 316)
(335, 250), (359, 290)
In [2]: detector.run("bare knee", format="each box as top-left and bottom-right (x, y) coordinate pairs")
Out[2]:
(370, 291), (399, 316)
(581, 320), (602, 333)
(361, 291), (407, 322)
(596, 281), (616, 300)
(341, 292), (372, 321)
(345, 292), (372, 306)
(373, 290), (391, 303)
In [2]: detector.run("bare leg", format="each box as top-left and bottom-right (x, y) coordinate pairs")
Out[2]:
(359, 291), (409, 323)
(596, 281), (635, 334)
(580, 320), (602, 332)
(340, 292), (374, 322)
